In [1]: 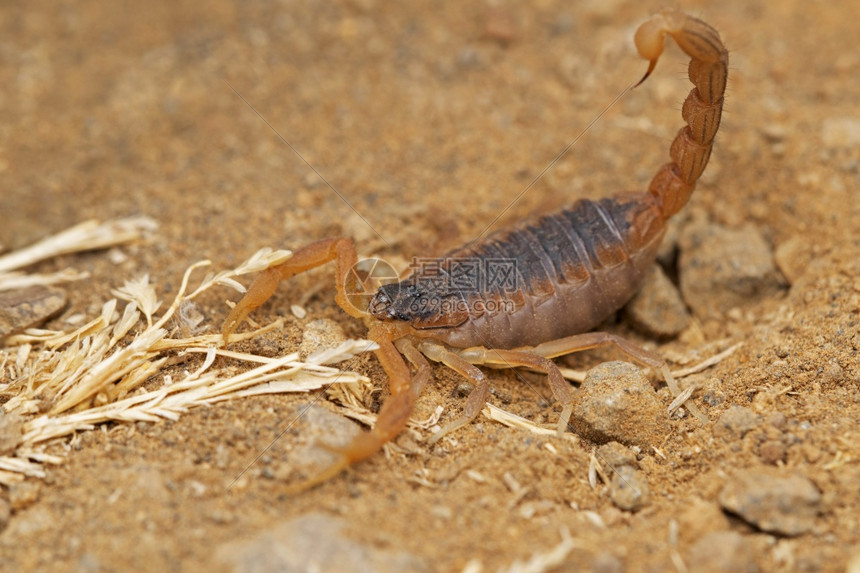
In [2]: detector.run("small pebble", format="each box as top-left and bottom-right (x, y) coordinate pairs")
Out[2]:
(0, 285), (67, 338)
(456, 381), (475, 398)
(9, 480), (42, 511)
(107, 247), (128, 264)
(624, 265), (691, 338)
(609, 466), (650, 511)
(761, 123), (788, 143)
(714, 405), (759, 439)
(758, 440), (786, 465)
(483, 8), (517, 46)
(596, 442), (638, 470)
(719, 469), (821, 535)
(570, 362), (669, 449)
(290, 304), (307, 319)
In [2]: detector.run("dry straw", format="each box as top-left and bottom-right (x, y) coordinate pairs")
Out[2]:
(0, 219), (376, 485)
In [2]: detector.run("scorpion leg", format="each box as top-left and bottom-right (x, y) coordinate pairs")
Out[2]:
(527, 331), (706, 422)
(284, 326), (431, 493)
(418, 341), (491, 443)
(436, 346), (575, 437)
(222, 237), (363, 342)
(528, 331), (664, 367)
(340, 324), (431, 459)
(223, 240), (436, 490)
(432, 332), (706, 438)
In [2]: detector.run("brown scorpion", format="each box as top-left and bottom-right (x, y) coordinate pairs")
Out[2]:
(222, 9), (728, 489)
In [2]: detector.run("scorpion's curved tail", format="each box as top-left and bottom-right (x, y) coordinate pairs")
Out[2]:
(634, 9), (728, 219)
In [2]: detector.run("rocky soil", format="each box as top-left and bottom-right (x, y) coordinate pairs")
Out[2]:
(1, 0), (859, 571)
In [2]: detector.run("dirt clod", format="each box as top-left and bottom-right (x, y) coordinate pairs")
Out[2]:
(8, 481), (41, 512)
(758, 439), (786, 465)
(570, 361), (669, 449)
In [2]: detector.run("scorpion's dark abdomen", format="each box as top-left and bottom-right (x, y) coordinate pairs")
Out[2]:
(421, 191), (667, 349)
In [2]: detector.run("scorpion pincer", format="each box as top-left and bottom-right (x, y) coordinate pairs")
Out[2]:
(222, 9), (728, 490)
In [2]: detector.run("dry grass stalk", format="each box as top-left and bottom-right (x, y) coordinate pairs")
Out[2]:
(0, 216), (157, 288)
(558, 342), (742, 383)
(0, 243), (376, 486)
(500, 528), (579, 573)
(0, 269), (90, 291)
(481, 403), (577, 441)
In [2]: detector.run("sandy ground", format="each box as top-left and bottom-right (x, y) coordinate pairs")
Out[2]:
(1, 0), (859, 571)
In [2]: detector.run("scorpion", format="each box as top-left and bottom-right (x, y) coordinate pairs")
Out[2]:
(222, 9), (728, 489)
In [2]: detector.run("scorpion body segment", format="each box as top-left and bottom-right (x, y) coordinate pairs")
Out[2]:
(372, 193), (667, 349)
(223, 10), (729, 491)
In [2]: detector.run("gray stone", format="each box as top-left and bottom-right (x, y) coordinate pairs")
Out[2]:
(0, 285), (66, 338)
(715, 405), (759, 439)
(217, 512), (429, 573)
(719, 469), (821, 535)
(678, 223), (783, 320)
(625, 264), (691, 338)
(609, 465), (650, 511)
(269, 403), (363, 485)
(596, 441), (638, 470)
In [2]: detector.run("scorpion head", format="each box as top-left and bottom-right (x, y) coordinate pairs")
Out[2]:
(369, 280), (469, 329)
